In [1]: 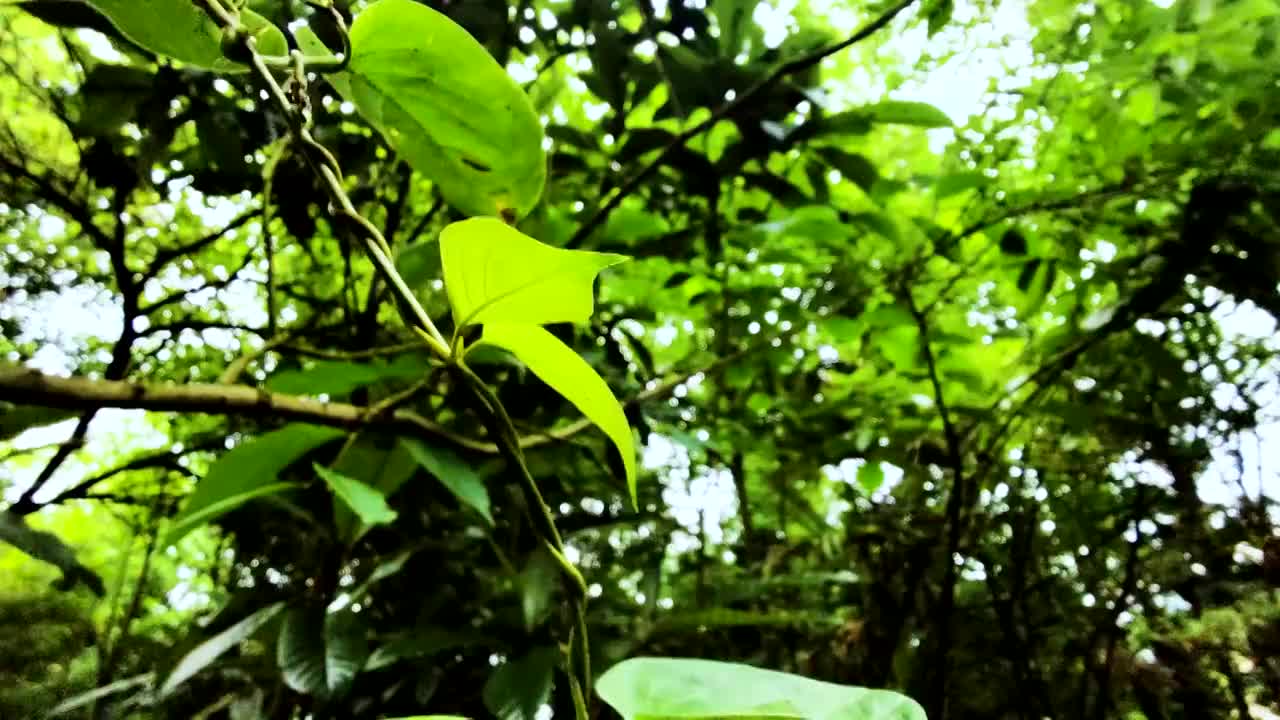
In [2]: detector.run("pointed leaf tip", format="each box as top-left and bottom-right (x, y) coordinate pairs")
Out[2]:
(440, 218), (628, 330)
(479, 325), (637, 506)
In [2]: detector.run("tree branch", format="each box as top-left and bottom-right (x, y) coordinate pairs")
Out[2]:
(565, 0), (918, 248)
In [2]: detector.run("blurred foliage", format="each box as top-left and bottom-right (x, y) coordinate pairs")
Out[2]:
(1, 0), (1279, 719)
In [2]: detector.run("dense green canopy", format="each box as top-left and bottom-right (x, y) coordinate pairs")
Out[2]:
(1, 0), (1278, 719)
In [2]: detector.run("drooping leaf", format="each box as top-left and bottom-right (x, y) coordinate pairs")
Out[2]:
(277, 607), (369, 701)
(596, 657), (927, 720)
(314, 464), (398, 528)
(519, 546), (560, 631)
(161, 602), (288, 696)
(482, 646), (559, 720)
(866, 99), (953, 128)
(164, 424), (345, 546)
(331, 0), (546, 219)
(77, 1), (286, 71)
(401, 437), (493, 525)
(331, 438), (419, 541)
(440, 217), (628, 328)
(478, 324), (637, 505)
(266, 354), (429, 396)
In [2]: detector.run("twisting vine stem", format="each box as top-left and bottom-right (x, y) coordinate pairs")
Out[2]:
(193, 0), (595, 713)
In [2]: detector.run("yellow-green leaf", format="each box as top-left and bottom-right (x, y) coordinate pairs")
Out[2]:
(333, 0), (546, 219)
(597, 657), (927, 720)
(440, 217), (627, 329)
(314, 464), (398, 528)
(479, 324), (636, 505)
(80, 1), (286, 71)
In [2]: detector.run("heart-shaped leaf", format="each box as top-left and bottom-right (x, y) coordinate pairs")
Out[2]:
(329, 0), (546, 219)
(440, 217), (627, 329)
(479, 324), (636, 505)
(597, 657), (927, 720)
(80, 1), (286, 71)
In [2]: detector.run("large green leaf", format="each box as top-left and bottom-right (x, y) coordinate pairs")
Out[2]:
(78, 1), (286, 71)
(161, 601), (287, 696)
(314, 464), (398, 528)
(164, 424), (344, 546)
(866, 100), (953, 128)
(332, 0), (546, 219)
(401, 437), (493, 525)
(596, 658), (927, 720)
(479, 324), (637, 505)
(277, 607), (369, 701)
(266, 354), (429, 396)
(440, 217), (628, 329)
(482, 646), (559, 720)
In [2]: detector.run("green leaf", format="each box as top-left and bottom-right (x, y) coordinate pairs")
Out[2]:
(331, 438), (419, 541)
(440, 217), (628, 329)
(334, 0), (546, 219)
(479, 324), (637, 505)
(401, 437), (493, 525)
(596, 657), (927, 720)
(47, 674), (154, 718)
(314, 464), (398, 527)
(856, 461), (886, 494)
(165, 424), (344, 546)
(815, 148), (879, 192)
(866, 100), (953, 128)
(0, 403), (74, 442)
(161, 601), (287, 696)
(366, 626), (481, 671)
(79, 1), (285, 71)
(396, 239), (443, 292)
(483, 646), (558, 720)
(277, 607), (369, 701)
(519, 547), (559, 631)
(266, 355), (429, 396)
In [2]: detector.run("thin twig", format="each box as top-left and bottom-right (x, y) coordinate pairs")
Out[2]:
(565, 0), (918, 248)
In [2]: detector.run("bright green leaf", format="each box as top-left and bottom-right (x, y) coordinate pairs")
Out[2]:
(314, 464), (398, 528)
(161, 602), (287, 696)
(856, 462), (886, 494)
(440, 217), (628, 329)
(331, 438), (419, 541)
(483, 646), (558, 720)
(479, 324), (637, 505)
(80, 1), (285, 71)
(866, 99), (953, 128)
(333, 0), (546, 219)
(277, 607), (369, 701)
(401, 437), (493, 525)
(596, 657), (927, 720)
(165, 424), (344, 546)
